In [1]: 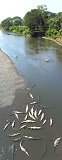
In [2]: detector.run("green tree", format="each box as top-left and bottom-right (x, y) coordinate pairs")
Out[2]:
(11, 16), (22, 26)
(47, 12), (62, 31)
(37, 4), (47, 12)
(47, 18), (55, 29)
(23, 8), (46, 36)
(1, 17), (12, 31)
(54, 14), (62, 31)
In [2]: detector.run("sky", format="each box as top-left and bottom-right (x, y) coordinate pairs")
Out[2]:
(0, 0), (62, 22)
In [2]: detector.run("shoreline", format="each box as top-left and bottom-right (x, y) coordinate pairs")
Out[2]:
(0, 48), (28, 108)
(1, 29), (62, 46)
(42, 36), (62, 46)
(0, 47), (20, 76)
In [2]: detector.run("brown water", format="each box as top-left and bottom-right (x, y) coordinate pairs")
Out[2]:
(0, 30), (62, 159)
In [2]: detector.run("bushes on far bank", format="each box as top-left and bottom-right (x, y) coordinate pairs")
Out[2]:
(9, 25), (30, 35)
(45, 28), (62, 39)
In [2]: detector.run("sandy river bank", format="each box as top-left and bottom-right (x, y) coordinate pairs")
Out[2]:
(42, 37), (62, 46)
(0, 48), (30, 109)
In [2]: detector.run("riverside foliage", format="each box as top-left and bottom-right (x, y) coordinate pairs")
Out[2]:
(1, 5), (62, 38)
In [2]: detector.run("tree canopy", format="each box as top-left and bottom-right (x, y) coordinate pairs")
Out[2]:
(1, 17), (12, 31)
(23, 6), (48, 36)
(11, 16), (22, 26)
(0, 4), (62, 38)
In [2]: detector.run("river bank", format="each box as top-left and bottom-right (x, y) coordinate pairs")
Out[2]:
(42, 36), (62, 46)
(1, 29), (62, 46)
(0, 48), (30, 109)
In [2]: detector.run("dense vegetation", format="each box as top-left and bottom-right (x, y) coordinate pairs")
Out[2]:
(0, 5), (62, 38)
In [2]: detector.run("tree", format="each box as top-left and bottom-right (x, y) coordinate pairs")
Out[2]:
(23, 8), (46, 36)
(1, 17), (12, 31)
(47, 18), (55, 29)
(47, 12), (62, 31)
(54, 13), (62, 31)
(11, 16), (22, 26)
(46, 11), (56, 19)
(37, 4), (47, 13)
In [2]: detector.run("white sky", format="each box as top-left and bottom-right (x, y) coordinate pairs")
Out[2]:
(0, 0), (62, 22)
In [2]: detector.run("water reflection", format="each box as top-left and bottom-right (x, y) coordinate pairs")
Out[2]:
(25, 37), (49, 54)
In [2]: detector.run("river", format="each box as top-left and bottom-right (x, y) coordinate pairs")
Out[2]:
(0, 30), (62, 159)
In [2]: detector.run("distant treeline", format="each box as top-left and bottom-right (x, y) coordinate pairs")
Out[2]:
(0, 5), (62, 38)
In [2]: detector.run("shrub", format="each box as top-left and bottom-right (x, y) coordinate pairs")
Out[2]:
(45, 28), (59, 38)
(22, 28), (30, 35)
(9, 25), (30, 35)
